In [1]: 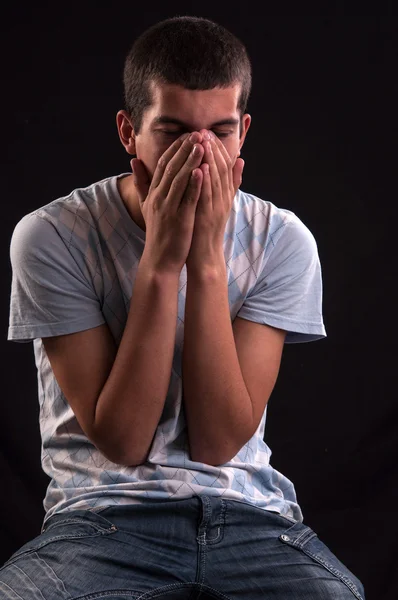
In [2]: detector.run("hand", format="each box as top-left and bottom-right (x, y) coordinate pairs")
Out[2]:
(131, 132), (205, 275)
(185, 131), (245, 275)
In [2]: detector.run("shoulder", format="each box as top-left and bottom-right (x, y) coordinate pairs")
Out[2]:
(11, 175), (119, 254)
(236, 188), (318, 255)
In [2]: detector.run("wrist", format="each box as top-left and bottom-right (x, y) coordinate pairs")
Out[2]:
(139, 251), (182, 280)
(186, 254), (227, 281)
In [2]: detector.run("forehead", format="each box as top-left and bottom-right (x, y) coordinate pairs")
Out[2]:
(147, 81), (241, 128)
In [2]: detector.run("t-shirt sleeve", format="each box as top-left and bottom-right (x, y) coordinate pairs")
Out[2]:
(8, 213), (106, 343)
(236, 214), (327, 343)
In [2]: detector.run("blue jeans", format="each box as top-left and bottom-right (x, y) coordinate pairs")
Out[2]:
(0, 495), (365, 599)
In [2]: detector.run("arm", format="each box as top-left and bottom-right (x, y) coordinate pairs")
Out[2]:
(43, 252), (180, 467)
(182, 260), (285, 466)
(182, 263), (251, 465)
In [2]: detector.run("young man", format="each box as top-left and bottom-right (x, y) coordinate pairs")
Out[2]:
(2, 15), (365, 600)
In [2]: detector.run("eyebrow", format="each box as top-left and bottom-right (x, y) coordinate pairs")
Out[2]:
(152, 115), (240, 128)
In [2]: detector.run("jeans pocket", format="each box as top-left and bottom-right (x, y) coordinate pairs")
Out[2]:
(278, 521), (365, 600)
(2, 508), (119, 569)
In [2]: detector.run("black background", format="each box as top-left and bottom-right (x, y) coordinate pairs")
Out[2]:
(1, 7), (397, 600)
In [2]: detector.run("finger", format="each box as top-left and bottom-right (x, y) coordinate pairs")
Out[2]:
(209, 134), (234, 191)
(151, 132), (193, 191)
(203, 140), (221, 208)
(158, 142), (206, 214)
(130, 133), (191, 204)
(180, 166), (204, 217)
(198, 163), (212, 208)
(208, 138), (231, 203)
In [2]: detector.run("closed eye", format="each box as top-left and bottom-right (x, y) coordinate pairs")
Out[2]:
(162, 131), (230, 138)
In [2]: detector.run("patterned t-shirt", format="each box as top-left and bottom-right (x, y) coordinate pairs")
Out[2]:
(8, 173), (326, 529)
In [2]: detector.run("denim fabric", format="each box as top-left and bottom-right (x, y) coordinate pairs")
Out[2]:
(0, 496), (365, 599)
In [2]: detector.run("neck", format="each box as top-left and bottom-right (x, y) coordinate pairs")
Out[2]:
(117, 175), (146, 233)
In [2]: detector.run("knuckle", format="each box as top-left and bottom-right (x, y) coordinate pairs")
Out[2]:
(181, 133), (192, 144)
(158, 155), (167, 169)
(220, 162), (228, 175)
(165, 163), (175, 177)
(185, 189), (196, 203)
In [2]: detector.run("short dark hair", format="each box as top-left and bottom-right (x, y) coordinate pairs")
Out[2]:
(123, 15), (252, 138)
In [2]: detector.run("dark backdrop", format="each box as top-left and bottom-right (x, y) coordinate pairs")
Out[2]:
(1, 8), (397, 600)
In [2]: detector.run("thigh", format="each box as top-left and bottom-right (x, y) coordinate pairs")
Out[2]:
(0, 503), (200, 599)
(203, 501), (366, 600)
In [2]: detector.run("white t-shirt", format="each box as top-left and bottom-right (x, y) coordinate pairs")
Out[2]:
(8, 173), (326, 528)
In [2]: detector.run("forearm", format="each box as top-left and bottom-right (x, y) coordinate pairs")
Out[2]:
(182, 260), (253, 465)
(94, 253), (180, 466)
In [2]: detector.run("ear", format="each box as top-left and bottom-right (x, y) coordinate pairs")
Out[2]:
(116, 110), (136, 155)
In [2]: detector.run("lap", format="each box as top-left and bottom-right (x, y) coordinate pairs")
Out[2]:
(204, 500), (365, 599)
(0, 498), (365, 599)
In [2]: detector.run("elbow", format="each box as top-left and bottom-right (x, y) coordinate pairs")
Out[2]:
(118, 451), (149, 468)
(102, 448), (144, 468)
(190, 434), (251, 466)
(114, 441), (152, 467)
(91, 436), (143, 468)
(192, 455), (230, 467)
(190, 449), (231, 466)
(109, 445), (150, 467)
(91, 422), (150, 467)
